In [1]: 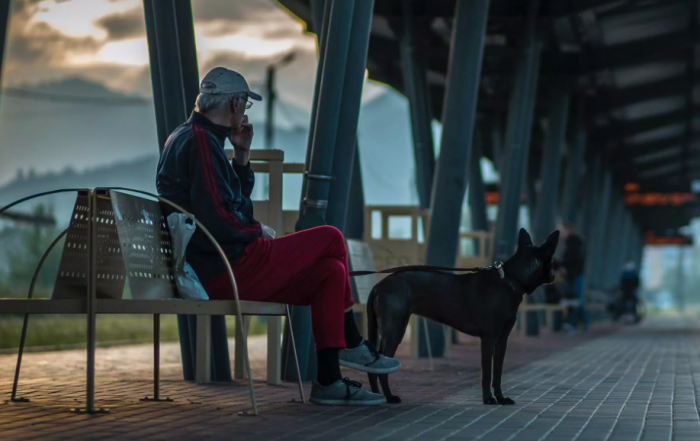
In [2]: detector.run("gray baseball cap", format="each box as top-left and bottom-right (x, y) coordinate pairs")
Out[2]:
(199, 67), (262, 101)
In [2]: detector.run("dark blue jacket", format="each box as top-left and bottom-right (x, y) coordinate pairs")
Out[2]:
(156, 112), (261, 284)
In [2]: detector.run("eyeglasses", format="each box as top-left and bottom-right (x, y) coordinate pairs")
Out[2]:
(245, 100), (253, 110)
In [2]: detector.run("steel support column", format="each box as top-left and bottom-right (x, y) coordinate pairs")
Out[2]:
(326, 0), (374, 232)
(562, 105), (586, 225)
(584, 164), (612, 294)
(419, 0), (490, 358)
(282, 0), (331, 383)
(598, 190), (620, 290)
(0, 0), (10, 94)
(526, 162), (538, 227)
(174, 0), (232, 383)
(534, 90), (569, 243)
(493, 0), (543, 262)
(148, 0), (186, 142)
(143, 0), (167, 152)
(345, 142), (366, 240)
(469, 128), (489, 233)
(173, 0), (199, 112)
(635, 227), (644, 271)
(298, 0), (331, 210)
(401, 0), (436, 209)
(608, 192), (626, 289)
(145, 0), (230, 382)
(675, 246), (686, 312)
(284, 0), (355, 381)
(580, 155), (601, 239)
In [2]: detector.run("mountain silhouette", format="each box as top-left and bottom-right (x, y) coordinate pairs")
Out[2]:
(0, 77), (424, 226)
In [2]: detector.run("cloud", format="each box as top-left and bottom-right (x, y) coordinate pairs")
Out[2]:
(190, 0), (275, 23)
(5, 1), (101, 69)
(94, 6), (144, 41)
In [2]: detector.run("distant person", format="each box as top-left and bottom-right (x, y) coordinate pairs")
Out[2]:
(156, 67), (398, 406)
(558, 222), (588, 333)
(619, 261), (641, 323)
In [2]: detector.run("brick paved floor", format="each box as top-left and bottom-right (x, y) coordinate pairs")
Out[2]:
(1, 315), (697, 440)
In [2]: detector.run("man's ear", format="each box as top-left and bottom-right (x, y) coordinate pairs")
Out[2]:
(540, 230), (560, 257)
(518, 228), (533, 249)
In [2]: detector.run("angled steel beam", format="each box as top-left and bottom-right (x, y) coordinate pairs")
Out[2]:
(401, 0), (436, 210)
(494, 0), (543, 261)
(590, 73), (697, 115)
(562, 100), (586, 224)
(326, 0), (374, 232)
(173, 0), (199, 113)
(592, 107), (700, 141)
(421, 0), (491, 358)
(588, 29), (696, 70)
(612, 134), (689, 162)
(0, 0), (10, 96)
(682, 1), (699, 182)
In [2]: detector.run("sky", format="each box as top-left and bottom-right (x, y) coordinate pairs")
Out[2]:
(0, 0), (499, 207)
(0, 0), (393, 181)
(2, 0), (384, 105)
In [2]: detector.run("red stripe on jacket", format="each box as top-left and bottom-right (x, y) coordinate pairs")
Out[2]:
(191, 124), (260, 234)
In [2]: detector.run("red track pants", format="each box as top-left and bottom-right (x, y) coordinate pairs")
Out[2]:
(203, 226), (353, 350)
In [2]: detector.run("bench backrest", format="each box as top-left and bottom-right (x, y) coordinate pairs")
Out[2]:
(52, 190), (128, 300)
(52, 190), (180, 300)
(109, 190), (179, 300)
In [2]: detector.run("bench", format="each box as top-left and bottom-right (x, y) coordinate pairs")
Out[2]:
(0, 188), (304, 415)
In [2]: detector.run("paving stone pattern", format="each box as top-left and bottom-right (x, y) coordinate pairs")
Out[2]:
(1, 315), (698, 440)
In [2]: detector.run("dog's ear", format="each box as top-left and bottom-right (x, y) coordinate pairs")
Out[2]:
(517, 228), (533, 248)
(540, 230), (560, 257)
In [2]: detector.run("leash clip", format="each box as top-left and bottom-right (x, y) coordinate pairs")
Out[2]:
(493, 261), (505, 279)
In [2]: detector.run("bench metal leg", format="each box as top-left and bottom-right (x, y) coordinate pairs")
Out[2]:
(285, 306), (305, 404)
(235, 316), (258, 416)
(73, 192), (108, 414)
(11, 227), (68, 403)
(234, 316), (249, 380)
(141, 314), (173, 402)
(196, 315), (212, 384)
(267, 316), (282, 385)
(11, 314), (31, 403)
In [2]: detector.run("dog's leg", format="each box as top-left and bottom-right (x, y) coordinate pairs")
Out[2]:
(492, 323), (516, 405)
(368, 373), (380, 394)
(480, 336), (497, 405)
(375, 324), (406, 404)
(378, 374), (400, 403)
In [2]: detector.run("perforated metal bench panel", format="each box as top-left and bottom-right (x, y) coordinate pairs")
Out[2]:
(52, 191), (128, 300)
(109, 190), (179, 300)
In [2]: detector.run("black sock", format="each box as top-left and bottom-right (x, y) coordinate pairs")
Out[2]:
(344, 311), (363, 349)
(316, 348), (342, 386)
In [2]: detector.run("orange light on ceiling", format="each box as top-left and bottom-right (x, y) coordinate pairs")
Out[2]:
(624, 192), (695, 206)
(644, 232), (692, 245)
(625, 183), (640, 192)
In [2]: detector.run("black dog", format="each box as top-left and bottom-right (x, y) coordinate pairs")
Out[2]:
(366, 228), (559, 404)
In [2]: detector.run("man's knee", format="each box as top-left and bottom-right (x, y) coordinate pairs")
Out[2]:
(317, 225), (345, 250)
(318, 257), (345, 279)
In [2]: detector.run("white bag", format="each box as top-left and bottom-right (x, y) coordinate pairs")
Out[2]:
(167, 213), (209, 301)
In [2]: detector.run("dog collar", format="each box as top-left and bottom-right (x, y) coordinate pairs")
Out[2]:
(498, 263), (530, 295)
(493, 261), (505, 279)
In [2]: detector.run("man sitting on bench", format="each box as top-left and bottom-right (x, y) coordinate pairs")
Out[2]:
(156, 67), (399, 406)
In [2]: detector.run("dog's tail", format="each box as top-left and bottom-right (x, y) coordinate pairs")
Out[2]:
(366, 288), (379, 348)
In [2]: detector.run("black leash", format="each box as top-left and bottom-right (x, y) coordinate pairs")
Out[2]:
(349, 262), (504, 278)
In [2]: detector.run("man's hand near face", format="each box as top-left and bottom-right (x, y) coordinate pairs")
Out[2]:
(231, 113), (253, 165)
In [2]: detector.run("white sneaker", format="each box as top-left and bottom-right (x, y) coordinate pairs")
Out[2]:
(339, 339), (401, 375)
(309, 378), (386, 406)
